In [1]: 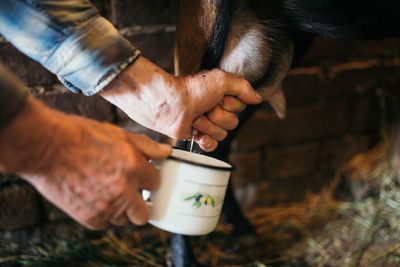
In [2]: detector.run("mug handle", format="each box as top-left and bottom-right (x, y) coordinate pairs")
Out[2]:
(141, 158), (161, 209)
(142, 189), (153, 208)
(142, 159), (161, 208)
(144, 159), (163, 208)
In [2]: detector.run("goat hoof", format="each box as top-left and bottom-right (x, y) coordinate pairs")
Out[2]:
(167, 234), (202, 267)
(166, 251), (203, 267)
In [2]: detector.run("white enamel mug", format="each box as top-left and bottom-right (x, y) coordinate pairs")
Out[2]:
(143, 148), (234, 236)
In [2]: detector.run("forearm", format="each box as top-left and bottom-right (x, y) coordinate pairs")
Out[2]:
(0, 0), (140, 96)
(101, 56), (185, 127)
(0, 62), (48, 176)
(0, 96), (60, 176)
(100, 56), (191, 139)
(99, 56), (262, 150)
(0, 93), (172, 230)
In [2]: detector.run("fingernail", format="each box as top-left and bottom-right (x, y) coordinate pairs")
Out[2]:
(198, 135), (209, 149)
(201, 136), (217, 152)
(192, 116), (203, 128)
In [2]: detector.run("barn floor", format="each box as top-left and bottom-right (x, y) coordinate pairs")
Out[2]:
(1, 140), (400, 267)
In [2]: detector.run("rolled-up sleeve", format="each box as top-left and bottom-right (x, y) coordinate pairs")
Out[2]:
(0, 0), (141, 96)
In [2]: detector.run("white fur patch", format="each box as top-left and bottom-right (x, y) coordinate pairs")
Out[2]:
(219, 10), (271, 83)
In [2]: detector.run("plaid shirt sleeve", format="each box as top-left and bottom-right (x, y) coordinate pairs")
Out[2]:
(0, 0), (141, 96)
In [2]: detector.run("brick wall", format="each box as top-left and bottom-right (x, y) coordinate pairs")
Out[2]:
(231, 38), (400, 208)
(0, 0), (399, 230)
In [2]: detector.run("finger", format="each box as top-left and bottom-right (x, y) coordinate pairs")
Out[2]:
(211, 69), (262, 104)
(207, 105), (239, 130)
(194, 134), (218, 152)
(138, 165), (160, 191)
(127, 133), (172, 159)
(80, 221), (109, 230)
(126, 193), (151, 225)
(110, 214), (129, 226)
(192, 115), (227, 141)
(134, 159), (160, 191)
(120, 148), (161, 210)
(73, 208), (109, 230)
(68, 213), (109, 230)
(124, 147), (160, 191)
(220, 96), (246, 112)
(108, 196), (131, 226)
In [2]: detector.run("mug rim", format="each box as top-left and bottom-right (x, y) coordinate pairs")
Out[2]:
(169, 147), (236, 171)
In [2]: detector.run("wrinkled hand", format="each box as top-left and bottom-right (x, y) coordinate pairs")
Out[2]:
(0, 97), (172, 229)
(101, 57), (262, 151)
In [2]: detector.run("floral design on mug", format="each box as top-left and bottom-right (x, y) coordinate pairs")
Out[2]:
(184, 193), (215, 208)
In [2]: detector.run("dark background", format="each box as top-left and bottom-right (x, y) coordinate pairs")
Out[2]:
(0, 0), (399, 251)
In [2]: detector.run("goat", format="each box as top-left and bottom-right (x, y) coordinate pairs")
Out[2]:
(171, 0), (400, 266)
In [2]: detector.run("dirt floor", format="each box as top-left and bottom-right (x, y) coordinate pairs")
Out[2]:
(1, 139), (400, 266)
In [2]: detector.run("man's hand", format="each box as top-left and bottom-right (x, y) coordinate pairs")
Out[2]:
(101, 57), (262, 151)
(0, 97), (172, 229)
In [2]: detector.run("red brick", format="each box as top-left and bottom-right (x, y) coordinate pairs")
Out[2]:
(91, 0), (111, 18)
(0, 184), (43, 230)
(111, 0), (178, 27)
(126, 31), (174, 73)
(299, 38), (400, 66)
(38, 91), (114, 122)
(350, 95), (381, 133)
(327, 66), (381, 97)
(320, 134), (375, 171)
(232, 98), (350, 150)
(0, 43), (56, 87)
(229, 151), (262, 187)
(282, 73), (323, 107)
(253, 172), (330, 206)
(263, 142), (320, 180)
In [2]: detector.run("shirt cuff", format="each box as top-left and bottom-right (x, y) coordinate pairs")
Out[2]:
(0, 0), (141, 96)
(47, 16), (141, 96)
